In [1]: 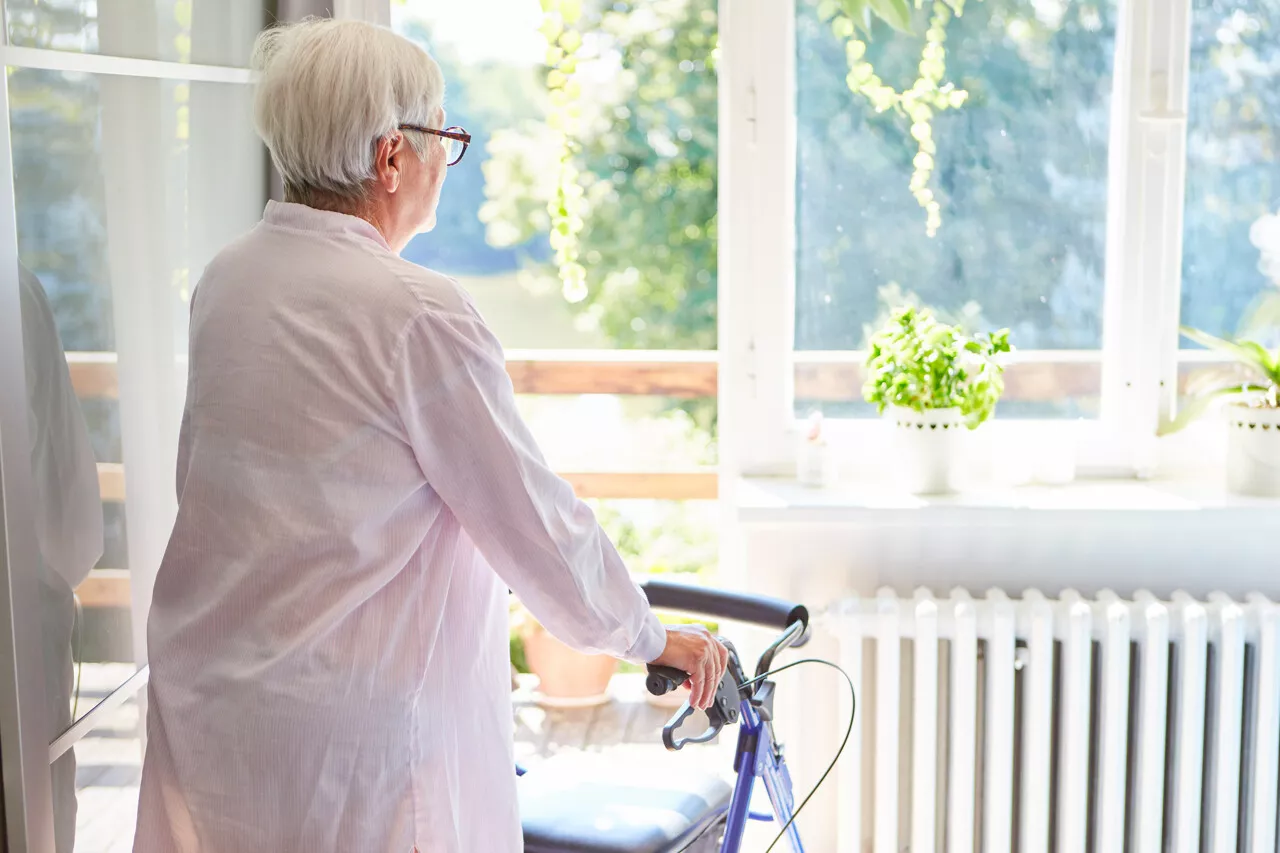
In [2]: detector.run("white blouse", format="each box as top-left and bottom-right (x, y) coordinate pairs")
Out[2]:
(134, 201), (665, 853)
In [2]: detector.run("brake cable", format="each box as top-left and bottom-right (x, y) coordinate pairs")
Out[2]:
(673, 657), (856, 853)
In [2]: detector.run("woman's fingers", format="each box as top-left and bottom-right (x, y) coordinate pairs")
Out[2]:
(652, 623), (729, 710)
(697, 654), (716, 709)
(689, 659), (705, 708)
(697, 634), (726, 709)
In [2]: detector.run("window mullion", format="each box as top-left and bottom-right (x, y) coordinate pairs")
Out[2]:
(720, 0), (796, 479)
(1100, 0), (1192, 474)
(1151, 0), (1194, 428)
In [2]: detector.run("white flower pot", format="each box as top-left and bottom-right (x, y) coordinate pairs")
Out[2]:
(889, 406), (966, 495)
(1225, 405), (1280, 497)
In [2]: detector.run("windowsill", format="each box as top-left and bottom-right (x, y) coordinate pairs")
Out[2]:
(735, 474), (1280, 523)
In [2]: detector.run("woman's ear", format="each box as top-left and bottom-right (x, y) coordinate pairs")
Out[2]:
(373, 133), (404, 194)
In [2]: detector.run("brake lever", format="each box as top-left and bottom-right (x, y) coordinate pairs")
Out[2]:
(661, 702), (722, 751)
(649, 644), (745, 752)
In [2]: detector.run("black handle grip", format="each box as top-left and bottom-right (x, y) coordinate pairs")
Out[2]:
(646, 664), (690, 696)
(641, 579), (809, 634)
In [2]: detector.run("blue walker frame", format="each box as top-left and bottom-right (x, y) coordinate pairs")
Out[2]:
(517, 680), (806, 853)
(718, 686), (805, 852)
(519, 580), (814, 853)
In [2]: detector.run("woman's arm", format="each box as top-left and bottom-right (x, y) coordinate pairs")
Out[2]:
(391, 307), (666, 663)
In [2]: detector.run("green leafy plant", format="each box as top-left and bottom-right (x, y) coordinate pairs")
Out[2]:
(509, 596), (536, 674)
(1158, 326), (1280, 435)
(537, 0), (589, 301)
(815, 0), (976, 236)
(863, 304), (1011, 428)
(480, 0), (718, 355)
(510, 629), (530, 674)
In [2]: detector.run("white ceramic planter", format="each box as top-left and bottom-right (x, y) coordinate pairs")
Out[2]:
(889, 406), (966, 495)
(1225, 405), (1280, 497)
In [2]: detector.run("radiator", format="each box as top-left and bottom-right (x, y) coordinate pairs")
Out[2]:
(833, 589), (1280, 853)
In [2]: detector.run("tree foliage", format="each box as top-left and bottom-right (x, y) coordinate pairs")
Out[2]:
(475, 0), (1278, 364)
(480, 0), (718, 350)
(796, 0), (1117, 353)
(1181, 0), (1280, 339)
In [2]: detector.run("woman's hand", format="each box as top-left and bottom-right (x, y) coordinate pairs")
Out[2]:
(651, 624), (730, 710)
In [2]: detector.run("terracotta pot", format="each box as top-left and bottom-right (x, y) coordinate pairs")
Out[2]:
(521, 626), (617, 707)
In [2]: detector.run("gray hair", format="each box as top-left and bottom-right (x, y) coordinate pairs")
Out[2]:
(251, 18), (445, 206)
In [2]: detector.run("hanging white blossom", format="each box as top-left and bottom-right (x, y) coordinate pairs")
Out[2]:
(1250, 210), (1280, 287)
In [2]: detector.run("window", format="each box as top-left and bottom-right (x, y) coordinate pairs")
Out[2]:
(1179, 0), (1280, 393)
(717, 0), (1274, 478)
(10, 64), (264, 684)
(1, 8), (269, 850)
(5, 0), (269, 66)
(794, 0), (1116, 420)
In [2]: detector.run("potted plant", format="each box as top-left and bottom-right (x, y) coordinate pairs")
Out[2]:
(1159, 326), (1280, 497)
(863, 305), (1011, 494)
(510, 598), (617, 708)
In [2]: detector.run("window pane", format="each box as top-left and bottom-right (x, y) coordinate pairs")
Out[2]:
(393, 0), (718, 351)
(1181, 0), (1280, 341)
(5, 0), (269, 67)
(9, 65), (263, 851)
(794, 0), (1116, 417)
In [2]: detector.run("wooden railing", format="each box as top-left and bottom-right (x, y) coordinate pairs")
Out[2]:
(791, 350), (1103, 403)
(67, 349), (721, 607)
(67, 349), (1104, 606)
(68, 349), (1106, 506)
(67, 350), (721, 508)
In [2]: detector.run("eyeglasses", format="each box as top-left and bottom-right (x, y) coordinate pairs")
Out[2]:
(399, 124), (470, 166)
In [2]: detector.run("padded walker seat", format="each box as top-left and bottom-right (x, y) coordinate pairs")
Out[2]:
(520, 753), (732, 853)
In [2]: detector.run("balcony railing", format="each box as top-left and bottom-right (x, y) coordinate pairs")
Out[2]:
(66, 349), (1109, 607)
(68, 349), (721, 504)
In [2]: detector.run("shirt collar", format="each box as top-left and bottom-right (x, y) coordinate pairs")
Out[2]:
(262, 200), (392, 252)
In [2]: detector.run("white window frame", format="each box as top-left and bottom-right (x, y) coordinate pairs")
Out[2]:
(718, 0), (1201, 482)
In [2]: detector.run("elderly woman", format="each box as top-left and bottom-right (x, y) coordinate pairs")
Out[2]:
(133, 19), (726, 853)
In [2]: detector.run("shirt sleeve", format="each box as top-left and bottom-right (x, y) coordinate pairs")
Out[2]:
(18, 265), (104, 590)
(390, 307), (666, 664)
